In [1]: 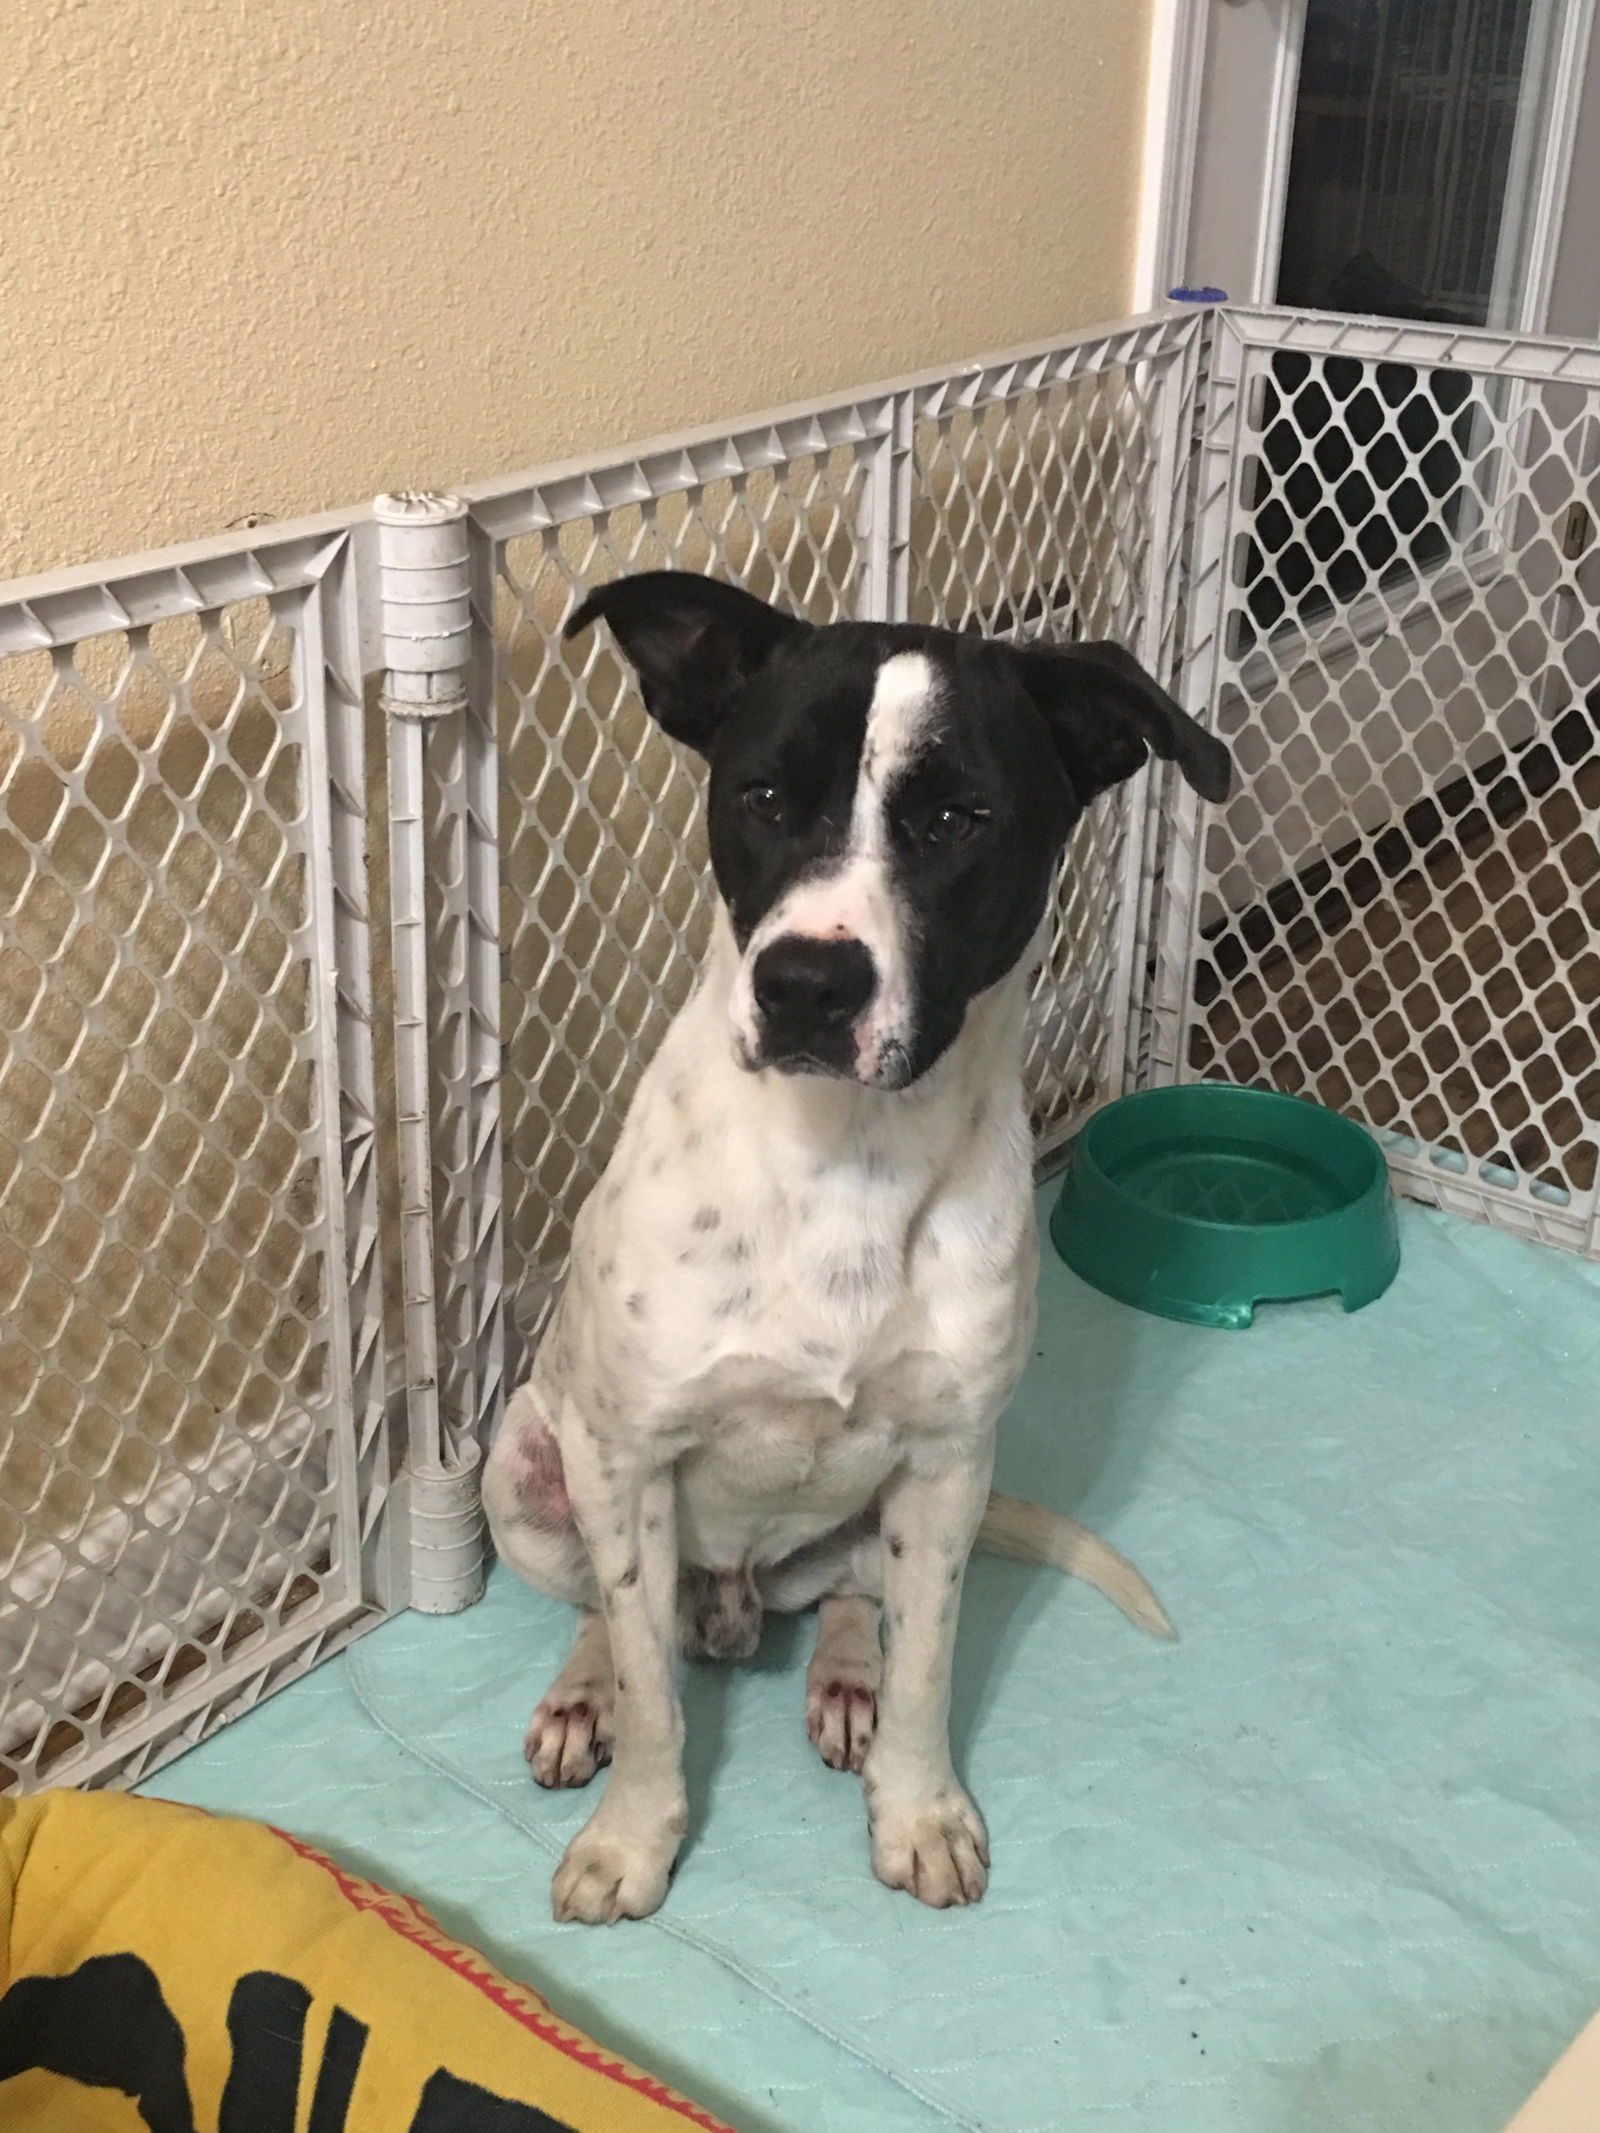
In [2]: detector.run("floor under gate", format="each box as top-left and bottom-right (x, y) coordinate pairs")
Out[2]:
(142, 1194), (1600, 2133)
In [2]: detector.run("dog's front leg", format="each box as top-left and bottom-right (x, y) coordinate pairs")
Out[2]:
(550, 1420), (685, 1925)
(864, 1451), (992, 1908)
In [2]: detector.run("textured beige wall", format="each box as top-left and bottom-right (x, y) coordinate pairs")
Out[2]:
(1, 0), (1153, 582)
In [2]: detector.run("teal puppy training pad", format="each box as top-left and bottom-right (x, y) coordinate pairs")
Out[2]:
(144, 1201), (1600, 2133)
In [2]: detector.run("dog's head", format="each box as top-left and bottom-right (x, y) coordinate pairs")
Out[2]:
(566, 571), (1231, 1089)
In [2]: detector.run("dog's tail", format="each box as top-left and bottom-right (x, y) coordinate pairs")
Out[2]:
(975, 1491), (1176, 1641)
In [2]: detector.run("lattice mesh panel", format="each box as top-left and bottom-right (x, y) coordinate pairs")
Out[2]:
(907, 369), (1154, 644)
(908, 355), (1174, 1152)
(0, 599), (361, 1787)
(489, 451), (873, 1362)
(1181, 334), (1600, 1242)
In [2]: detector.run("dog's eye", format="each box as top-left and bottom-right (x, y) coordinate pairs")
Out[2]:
(924, 804), (986, 847)
(742, 782), (786, 826)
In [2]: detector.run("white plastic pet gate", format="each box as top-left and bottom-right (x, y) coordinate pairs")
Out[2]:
(1158, 310), (1600, 1254)
(0, 524), (395, 1790)
(3, 303), (1596, 1792)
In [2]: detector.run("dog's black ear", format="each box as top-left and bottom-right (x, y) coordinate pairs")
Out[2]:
(1008, 639), (1232, 807)
(564, 571), (806, 755)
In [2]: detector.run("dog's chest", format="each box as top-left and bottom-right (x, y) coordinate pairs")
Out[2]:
(658, 1301), (979, 1570)
(669, 1369), (897, 1568)
(573, 1136), (1031, 1567)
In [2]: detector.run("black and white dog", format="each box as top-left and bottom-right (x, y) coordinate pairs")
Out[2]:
(483, 572), (1230, 1923)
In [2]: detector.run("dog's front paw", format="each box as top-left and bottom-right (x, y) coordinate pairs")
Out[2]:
(868, 1788), (989, 1908)
(551, 1807), (682, 1925)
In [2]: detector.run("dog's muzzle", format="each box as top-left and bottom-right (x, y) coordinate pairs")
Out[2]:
(745, 934), (880, 1080)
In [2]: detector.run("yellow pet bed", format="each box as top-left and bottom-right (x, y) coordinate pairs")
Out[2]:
(0, 1789), (730, 2133)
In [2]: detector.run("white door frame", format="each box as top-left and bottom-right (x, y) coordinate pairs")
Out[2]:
(1133, 0), (1214, 311)
(1136, 0), (1599, 333)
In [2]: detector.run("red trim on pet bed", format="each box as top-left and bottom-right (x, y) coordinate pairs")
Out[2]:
(270, 1826), (733, 2133)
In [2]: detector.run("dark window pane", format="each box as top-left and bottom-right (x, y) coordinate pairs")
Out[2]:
(1277, 0), (1537, 327)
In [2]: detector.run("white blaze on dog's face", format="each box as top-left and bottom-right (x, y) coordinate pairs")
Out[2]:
(563, 574), (1232, 1089)
(731, 650), (937, 1085)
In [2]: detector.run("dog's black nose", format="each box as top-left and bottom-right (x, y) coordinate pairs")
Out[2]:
(751, 935), (875, 1029)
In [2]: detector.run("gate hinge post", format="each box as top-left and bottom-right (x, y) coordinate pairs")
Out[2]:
(374, 489), (486, 1613)
(374, 491), (471, 721)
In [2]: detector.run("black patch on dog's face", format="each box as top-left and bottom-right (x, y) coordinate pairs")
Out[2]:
(697, 626), (1089, 1082)
(565, 574), (1231, 1086)
(705, 625), (881, 948)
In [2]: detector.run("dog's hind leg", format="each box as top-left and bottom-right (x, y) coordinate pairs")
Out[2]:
(484, 1392), (617, 1788)
(525, 1609), (616, 1788)
(495, 1514), (614, 1789)
(805, 1595), (882, 1774)
(756, 1525), (884, 1775)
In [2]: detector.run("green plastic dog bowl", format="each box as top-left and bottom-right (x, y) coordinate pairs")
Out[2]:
(1050, 1083), (1399, 1330)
